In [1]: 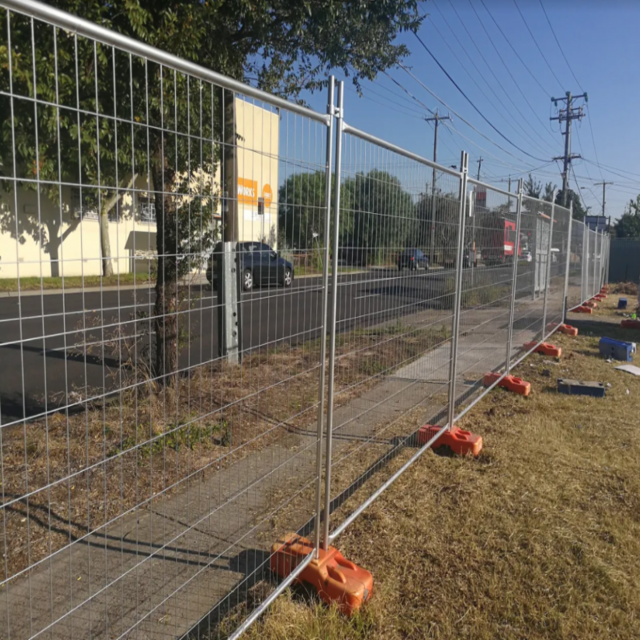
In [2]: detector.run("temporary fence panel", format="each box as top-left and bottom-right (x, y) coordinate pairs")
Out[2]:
(567, 219), (585, 312)
(545, 203), (571, 332)
(508, 196), (550, 361)
(453, 180), (518, 416)
(0, 2), (335, 639)
(321, 120), (464, 547)
(0, 2), (610, 639)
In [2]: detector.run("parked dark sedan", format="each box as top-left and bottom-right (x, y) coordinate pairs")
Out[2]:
(398, 248), (429, 271)
(206, 241), (294, 291)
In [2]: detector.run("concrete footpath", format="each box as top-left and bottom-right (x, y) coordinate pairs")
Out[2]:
(0, 302), (544, 640)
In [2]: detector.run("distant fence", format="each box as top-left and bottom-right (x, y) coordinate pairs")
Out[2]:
(608, 237), (640, 283)
(0, 1), (610, 639)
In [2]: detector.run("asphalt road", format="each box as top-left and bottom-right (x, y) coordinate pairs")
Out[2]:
(0, 264), (516, 424)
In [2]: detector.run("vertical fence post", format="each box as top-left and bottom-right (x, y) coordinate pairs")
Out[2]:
(446, 151), (469, 430)
(541, 197), (556, 337)
(592, 229), (598, 299)
(563, 201), (574, 320)
(506, 179), (523, 375)
(605, 234), (610, 285)
(312, 76), (335, 557)
(583, 223), (589, 303)
(322, 79), (344, 549)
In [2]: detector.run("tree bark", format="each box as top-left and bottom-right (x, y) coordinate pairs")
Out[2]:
(151, 146), (178, 383)
(99, 173), (138, 277)
(222, 90), (238, 243)
(100, 209), (114, 277)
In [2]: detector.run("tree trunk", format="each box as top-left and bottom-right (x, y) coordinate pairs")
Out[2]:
(99, 174), (138, 277)
(222, 90), (238, 242)
(151, 147), (178, 383)
(100, 209), (114, 277)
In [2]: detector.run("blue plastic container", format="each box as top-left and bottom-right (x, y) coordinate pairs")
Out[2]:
(599, 336), (634, 362)
(618, 298), (628, 309)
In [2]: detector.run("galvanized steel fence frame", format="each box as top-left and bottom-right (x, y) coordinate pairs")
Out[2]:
(0, 1), (611, 638)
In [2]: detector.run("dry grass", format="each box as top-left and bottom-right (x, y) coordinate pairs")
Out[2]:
(611, 281), (638, 296)
(0, 314), (449, 582)
(237, 294), (640, 640)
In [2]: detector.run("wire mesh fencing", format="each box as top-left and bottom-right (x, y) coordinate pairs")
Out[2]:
(0, 2), (611, 639)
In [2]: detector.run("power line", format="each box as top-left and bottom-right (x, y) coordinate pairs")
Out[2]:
(477, 0), (551, 97)
(573, 124), (602, 206)
(512, 0), (565, 91)
(583, 159), (640, 184)
(441, 0), (555, 156)
(465, 0), (558, 150)
(538, 0), (583, 91)
(428, 2), (554, 158)
(411, 33), (548, 162)
(345, 85), (426, 120)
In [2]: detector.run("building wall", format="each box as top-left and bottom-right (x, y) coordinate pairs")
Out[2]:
(609, 237), (640, 283)
(0, 100), (279, 279)
(0, 177), (156, 279)
(235, 100), (280, 247)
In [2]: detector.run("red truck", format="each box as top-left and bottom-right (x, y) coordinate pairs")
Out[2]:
(480, 217), (526, 266)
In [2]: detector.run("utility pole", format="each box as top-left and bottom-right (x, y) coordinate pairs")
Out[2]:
(508, 176), (511, 193)
(594, 181), (613, 217)
(550, 91), (587, 207)
(476, 157), (483, 181)
(426, 109), (451, 264)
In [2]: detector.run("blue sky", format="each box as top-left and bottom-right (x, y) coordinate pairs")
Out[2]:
(300, 0), (640, 220)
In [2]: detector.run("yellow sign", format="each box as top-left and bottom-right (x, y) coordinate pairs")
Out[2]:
(237, 178), (258, 205)
(262, 184), (273, 208)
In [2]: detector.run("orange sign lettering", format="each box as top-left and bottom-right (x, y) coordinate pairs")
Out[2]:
(262, 184), (273, 208)
(237, 178), (258, 205)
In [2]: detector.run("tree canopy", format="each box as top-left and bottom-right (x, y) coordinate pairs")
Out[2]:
(1, 0), (423, 378)
(615, 196), (640, 237)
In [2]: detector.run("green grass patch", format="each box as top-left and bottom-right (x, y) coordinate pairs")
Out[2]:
(0, 273), (153, 292)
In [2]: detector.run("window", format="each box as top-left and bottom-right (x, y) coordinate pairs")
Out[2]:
(137, 197), (156, 222)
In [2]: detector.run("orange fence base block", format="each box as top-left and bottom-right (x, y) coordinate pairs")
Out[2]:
(548, 323), (579, 336)
(483, 372), (531, 396)
(270, 534), (373, 616)
(585, 300), (598, 308)
(524, 341), (562, 357)
(621, 319), (640, 330)
(417, 424), (483, 457)
(570, 305), (593, 314)
(601, 286), (610, 293)
(558, 323), (579, 336)
(593, 294), (606, 301)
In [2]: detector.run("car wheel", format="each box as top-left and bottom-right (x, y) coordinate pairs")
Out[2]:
(282, 267), (293, 287)
(242, 269), (253, 291)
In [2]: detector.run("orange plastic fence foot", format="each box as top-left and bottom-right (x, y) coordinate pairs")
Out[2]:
(270, 534), (373, 616)
(621, 319), (640, 330)
(548, 322), (579, 336)
(585, 300), (598, 308)
(483, 372), (531, 396)
(417, 424), (483, 457)
(601, 285), (610, 293)
(570, 305), (593, 314)
(558, 323), (579, 336)
(524, 341), (562, 357)
(593, 294), (606, 301)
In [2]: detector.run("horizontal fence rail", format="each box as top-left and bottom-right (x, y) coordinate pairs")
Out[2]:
(0, 1), (611, 638)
